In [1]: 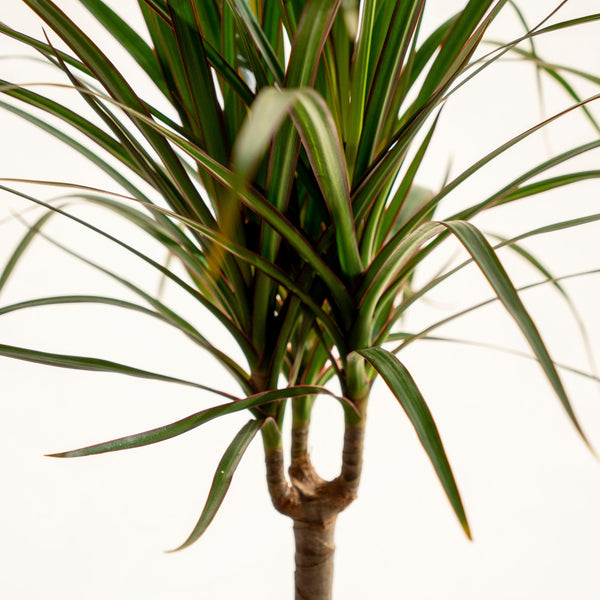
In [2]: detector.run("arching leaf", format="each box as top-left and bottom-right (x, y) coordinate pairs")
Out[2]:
(169, 419), (263, 551)
(357, 346), (471, 539)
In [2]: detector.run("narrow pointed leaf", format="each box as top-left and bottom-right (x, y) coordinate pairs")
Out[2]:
(442, 220), (591, 448)
(78, 0), (167, 95)
(387, 333), (600, 386)
(0, 183), (257, 361)
(0, 100), (152, 201)
(395, 268), (600, 355)
(259, 0), (343, 276)
(345, 0), (376, 174)
(0, 21), (89, 74)
(354, 0), (424, 178)
(0, 292), (251, 391)
(357, 346), (471, 539)
(234, 87), (362, 277)
(167, 0), (228, 163)
(47, 385), (355, 457)
(225, 0), (284, 83)
(21, 0), (213, 226)
(170, 419), (263, 551)
(415, 0), (496, 105)
(0, 210), (55, 297)
(0, 343), (236, 400)
(93, 101), (353, 314)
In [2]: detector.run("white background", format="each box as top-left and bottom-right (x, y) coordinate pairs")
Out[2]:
(1, 1), (600, 598)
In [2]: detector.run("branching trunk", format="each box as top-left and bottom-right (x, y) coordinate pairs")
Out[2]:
(293, 517), (337, 600)
(263, 387), (369, 599)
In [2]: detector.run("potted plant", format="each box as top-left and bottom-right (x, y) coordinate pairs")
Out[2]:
(1, 1), (599, 598)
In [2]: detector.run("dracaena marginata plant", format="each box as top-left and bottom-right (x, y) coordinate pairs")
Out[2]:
(1, 1), (600, 598)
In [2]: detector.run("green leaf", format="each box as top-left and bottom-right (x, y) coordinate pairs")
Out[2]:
(289, 89), (363, 277)
(285, 0), (342, 87)
(156, 206), (346, 350)
(169, 419), (263, 551)
(356, 347), (471, 539)
(139, 0), (170, 23)
(234, 87), (362, 278)
(225, 0), (284, 84)
(353, 0), (424, 179)
(450, 142), (600, 222)
(487, 236), (600, 384)
(345, 0), (376, 175)
(395, 267), (600, 356)
(352, 2), (505, 223)
(0, 82), (137, 174)
(78, 0), (168, 95)
(385, 171), (600, 342)
(0, 21), (90, 75)
(367, 111), (440, 259)
(0, 100), (153, 201)
(92, 99), (352, 315)
(0, 291), (252, 393)
(21, 0), (214, 226)
(0, 343), (236, 400)
(533, 13), (600, 37)
(167, 0), (228, 164)
(414, 0), (496, 107)
(47, 385), (354, 457)
(387, 332), (600, 386)
(0, 209), (55, 297)
(355, 222), (443, 347)
(427, 91), (600, 221)
(442, 220), (591, 449)
(260, 0), (344, 264)
(0, 182), (258, 363)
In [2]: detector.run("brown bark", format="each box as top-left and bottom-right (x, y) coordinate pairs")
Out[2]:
(293, 517), (337, 600)
(263, 390), (369, 599)
(340, 421), (365, 494)
(291, 420), (310, 461)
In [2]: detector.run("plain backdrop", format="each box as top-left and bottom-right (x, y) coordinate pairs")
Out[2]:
(1, 1), (600, 598)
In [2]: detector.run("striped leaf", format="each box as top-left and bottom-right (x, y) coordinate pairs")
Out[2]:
(170, 419), (263, 551)
(442, 220), (590, 447)
(233, 87), (362, 277)
(357, 347), (471, 539)
(47, 385), (354, 457)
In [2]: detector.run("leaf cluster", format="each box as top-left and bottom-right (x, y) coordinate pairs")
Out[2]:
(1, 0), (599, 544)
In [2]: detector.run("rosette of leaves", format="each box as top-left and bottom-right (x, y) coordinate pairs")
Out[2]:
(1, 1), (599, 598)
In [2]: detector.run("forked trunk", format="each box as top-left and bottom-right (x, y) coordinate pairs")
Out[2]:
(263, 393), (367, 600)
(293, 517), (337, 600)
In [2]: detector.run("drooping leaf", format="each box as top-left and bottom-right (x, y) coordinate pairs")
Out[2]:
(442, 220), (591, 448)
(0, 209), (55, 297)
(0, 182), (258, 362)
(387, 332), (600, 386)
(394, 268), (600, 354)
(0, 342), (236, 400)
(356, 346), (471, 539)
(169, 419), (263, 551)
(47, 385), (355, 457)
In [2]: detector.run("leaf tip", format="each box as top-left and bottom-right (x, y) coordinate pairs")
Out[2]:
(572, 420), (597, 459)
(585, 438), (599, 461)
(462, 520), (473, 541)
